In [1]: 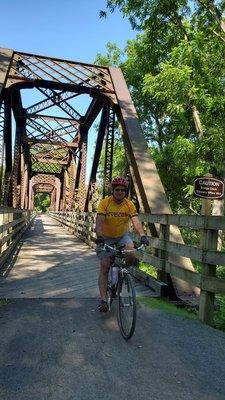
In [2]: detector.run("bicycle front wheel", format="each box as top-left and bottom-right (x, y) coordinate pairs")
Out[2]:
(117, 272), (136, 340)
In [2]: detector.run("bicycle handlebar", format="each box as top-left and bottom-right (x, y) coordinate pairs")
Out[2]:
(101, 243), (144, 254)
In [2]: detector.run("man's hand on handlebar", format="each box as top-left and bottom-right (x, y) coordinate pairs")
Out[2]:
(96, 236), (105, 246)
(140, 235), (150, 246)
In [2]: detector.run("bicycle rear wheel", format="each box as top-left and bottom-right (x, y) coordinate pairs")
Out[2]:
(117, 272), (136, 340)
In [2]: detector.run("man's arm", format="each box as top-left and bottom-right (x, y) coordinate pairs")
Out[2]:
(95, 214), (105, 237)
(131, 215), (150, 246)
(131, 215), (145, 236)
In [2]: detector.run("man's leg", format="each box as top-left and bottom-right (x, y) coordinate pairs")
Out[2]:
(98, 258), (110, 311)
(124, 242), (137, 266)
(118, 233), (137, 267)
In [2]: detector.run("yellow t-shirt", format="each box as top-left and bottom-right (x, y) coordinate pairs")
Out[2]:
(97, 195), (138, 238)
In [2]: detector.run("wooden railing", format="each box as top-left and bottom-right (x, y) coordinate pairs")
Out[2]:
(49, 211), (225, 326)
(0, 207), (35, 270)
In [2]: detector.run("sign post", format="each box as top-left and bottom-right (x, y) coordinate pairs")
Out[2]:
(194, 174), (223, 324)
(194, 175), (224, 200)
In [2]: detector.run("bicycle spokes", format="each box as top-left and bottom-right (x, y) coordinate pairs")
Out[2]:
(117, 274), (136, 340)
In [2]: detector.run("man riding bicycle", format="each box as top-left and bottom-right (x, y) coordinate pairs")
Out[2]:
(95, 176), (149, 312)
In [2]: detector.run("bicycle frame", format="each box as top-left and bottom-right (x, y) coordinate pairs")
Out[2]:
(100, 243), (144, 340)
(103, 243), (143, 286)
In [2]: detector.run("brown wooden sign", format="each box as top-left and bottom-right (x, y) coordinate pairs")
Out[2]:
(194, 177), (224, 199)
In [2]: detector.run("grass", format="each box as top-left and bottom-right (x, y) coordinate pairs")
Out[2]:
(139, 261), (157, 278)
(214, 295), (225, 332)
(138, 261), (197, 321)
(138, 294), (225, 332)
(0, 299), (9, 307)
(138, 296), (197, 320)
(139, 261), (225, 332)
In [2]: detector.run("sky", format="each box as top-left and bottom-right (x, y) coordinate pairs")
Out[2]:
(1, 0), (135, 63)
(1, 0), (137, 182)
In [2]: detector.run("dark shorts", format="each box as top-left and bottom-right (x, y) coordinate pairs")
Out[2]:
(96, 233), (133, 260)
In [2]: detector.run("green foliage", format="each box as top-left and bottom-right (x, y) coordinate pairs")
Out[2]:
(150, 137), (207, 212)
(94, 42), (124, 66)
(139, 261), (157, 278)
(34, 193), (51, 213)
(214, 295), (225, 332)
(97, 1), (225, 210)
(98, 0), (225, 331)
(32, 162), (62, 174)
(97, 128), (127, 192)
(214, 267), (225, 331)
(139, 296), (197, 320)
(0, 299), (9, 307)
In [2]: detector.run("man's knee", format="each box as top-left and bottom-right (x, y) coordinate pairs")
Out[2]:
(100, 259), (110, 274)
(124, 244), (138, 266)
(124, 242), (134, 250)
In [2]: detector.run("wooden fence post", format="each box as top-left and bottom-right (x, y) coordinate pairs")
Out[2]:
(199, 209), (218, 325)
(157, 221), (170, 285)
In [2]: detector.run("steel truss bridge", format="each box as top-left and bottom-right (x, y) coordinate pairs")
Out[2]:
(0, 47), (205, 308)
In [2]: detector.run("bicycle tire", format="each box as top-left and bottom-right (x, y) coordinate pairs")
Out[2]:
(106, 283), (113, 310)
(117, 272), (136, 340)
(107, 283), (117, 310)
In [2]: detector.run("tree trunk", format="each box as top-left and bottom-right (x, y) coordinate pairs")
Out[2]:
(172, 11), (205, 140)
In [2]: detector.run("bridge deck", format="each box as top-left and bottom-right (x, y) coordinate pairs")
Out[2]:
(0, 215), (154, 299)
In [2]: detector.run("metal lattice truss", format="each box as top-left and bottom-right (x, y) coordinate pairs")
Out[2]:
(29, 174), (61, 210)
(0, 47), (170, 214)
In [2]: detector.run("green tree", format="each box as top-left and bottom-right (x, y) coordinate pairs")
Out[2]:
(34, 193), (51, 213)
(98, 0), (225, 213)
(95, 41), (124, 66)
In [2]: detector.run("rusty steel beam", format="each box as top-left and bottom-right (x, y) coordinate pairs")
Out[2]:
(0, 101), (5, 200)
(103, 106), (115, 197)
(27, 113), (80, 124)
(34, 184), (54, 192)
(2, 89), (13, 205)
(82, 98), (103, 129)
(66, 158), (76, 211)
(31, 157), (68, 165)
(3, 90), (12, 174)
(84, 104), (108, 211)
(110, 67), (199, 299)
(0, 48), (13, 98)
(11, 51), (115, 92)
(26, 118), (78, 141)
(26, 89), (81, 117)
(78, 127), (88, 211)
(10, 88), (27, 207)
(110, 67), (171, 215)
(36, 87), (82, 121)
(22, 137), (79, 148)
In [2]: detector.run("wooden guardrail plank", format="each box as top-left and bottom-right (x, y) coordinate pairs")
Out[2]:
(0, 217), (26, 234)
(0, 210), (35, 270)
(141, 253), (201, 287)
(148, 237), (225, 265)
(140, 213), (225, 230)
(0, 221), (26, 246)
(201, 276), (225, 295)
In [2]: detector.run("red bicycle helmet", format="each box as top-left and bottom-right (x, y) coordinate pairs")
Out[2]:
(111, 176), (128, 187)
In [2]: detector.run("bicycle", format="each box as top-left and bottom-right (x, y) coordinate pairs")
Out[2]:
(101, 243), (144, 341)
